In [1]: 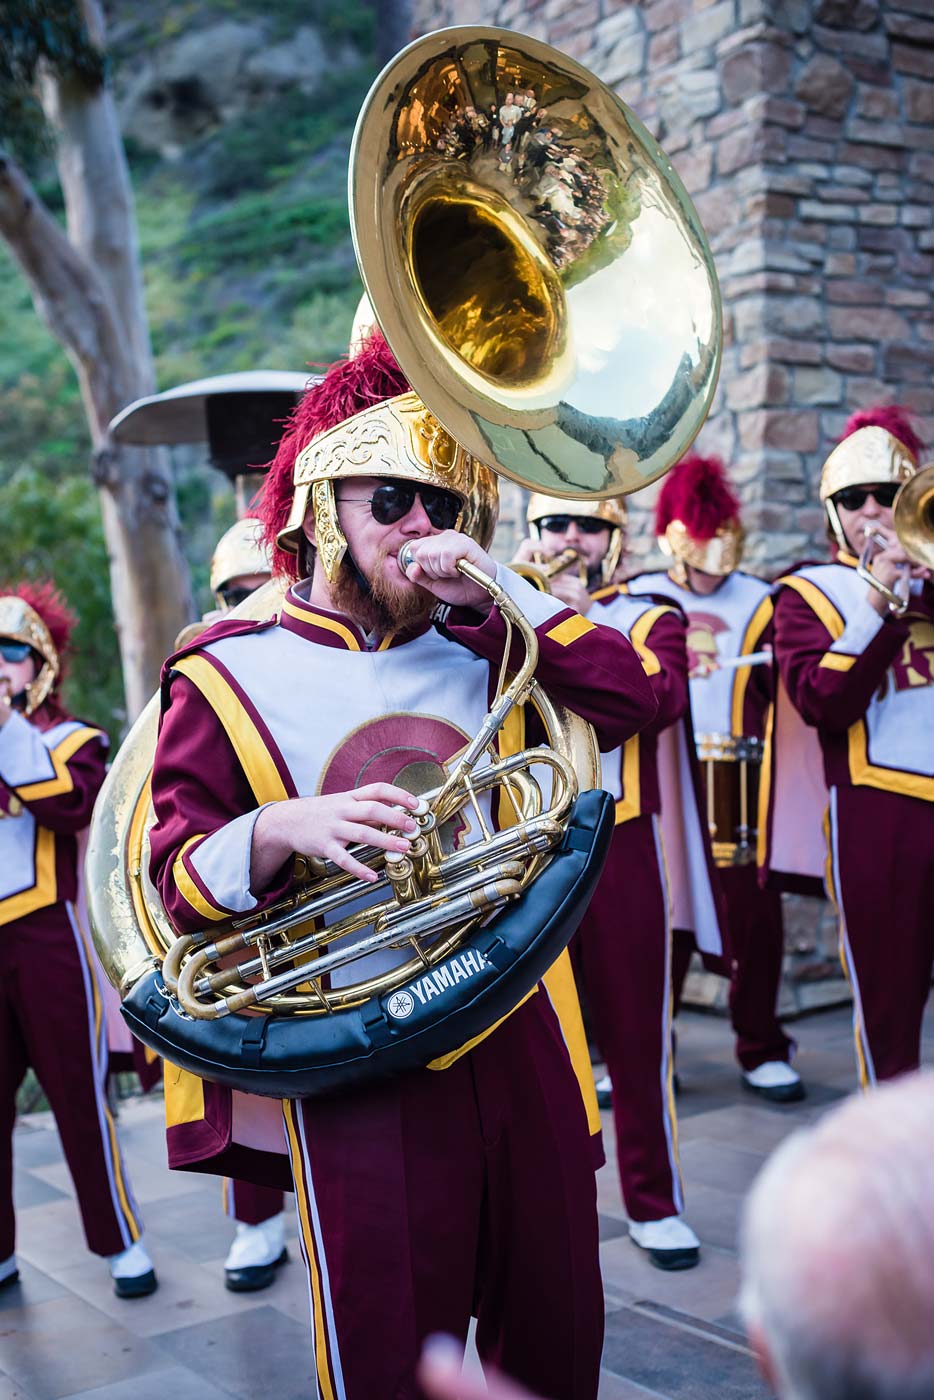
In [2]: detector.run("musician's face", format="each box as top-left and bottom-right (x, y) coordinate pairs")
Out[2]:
(833, 483), (895, 554)
(539, 518), (614, 576)
(0, 647), (37, 704)
(332, 476), (443, 593)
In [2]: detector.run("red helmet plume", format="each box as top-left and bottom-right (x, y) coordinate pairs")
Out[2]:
(257, 333), (410, 579)
(839, 404), (924, 463)
(654, 453), (742, 542)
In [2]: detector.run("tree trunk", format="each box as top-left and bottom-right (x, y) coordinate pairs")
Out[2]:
(0, 0), (194, 721)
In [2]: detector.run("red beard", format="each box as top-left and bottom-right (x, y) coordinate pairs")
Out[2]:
(328, 546), (435, 634)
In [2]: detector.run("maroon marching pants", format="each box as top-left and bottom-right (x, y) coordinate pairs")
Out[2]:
(573, 815), (683, 1222)
(829, 784), (934, 1085)
(671, 865), (794, 1071)
(284, 994), (604, 1400)
(223, 1178), (283, 1225)
(0, 904), (143, 1260)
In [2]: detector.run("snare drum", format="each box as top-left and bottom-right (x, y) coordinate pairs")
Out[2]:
(695, 733), (763, 867)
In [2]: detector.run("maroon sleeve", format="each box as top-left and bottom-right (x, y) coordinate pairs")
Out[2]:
(773, 584), (907, 733)
(0, 726), (107, 834)
(445, 602), (658, 752)
(638, 608), (689, 738)
(149, 674), (293, 936)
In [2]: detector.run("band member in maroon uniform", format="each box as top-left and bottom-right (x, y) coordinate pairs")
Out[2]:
(147, 334), (658, 1398)
(770, 406), (933, 1085)
(209, 520), (288, 1292)
(629, 455), (804, 1104)
(0, 584), (156, 1297)
(519, 494), (721, 1271)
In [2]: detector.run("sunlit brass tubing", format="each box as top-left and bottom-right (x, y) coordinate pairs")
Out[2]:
(183, 859), (529, 1015)
(187, 815), (553, 997)
(430, 558), (540, 822)
(857, 525), (909, 617)
(188, 873), (523, 1018)
(161, 932), (202, 996)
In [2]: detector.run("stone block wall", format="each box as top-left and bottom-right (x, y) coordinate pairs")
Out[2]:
(411, 0), (934, 577)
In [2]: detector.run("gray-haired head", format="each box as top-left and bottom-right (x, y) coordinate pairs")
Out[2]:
(739, 1071), (934, 1400)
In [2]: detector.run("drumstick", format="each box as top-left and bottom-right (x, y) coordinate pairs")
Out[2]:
(702, 650), (772, 673)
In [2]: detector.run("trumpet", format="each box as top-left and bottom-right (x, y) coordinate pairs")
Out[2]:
(857, 523), (914, 617)
(894, 462), (934, 573)
(510, 547), (587, 593)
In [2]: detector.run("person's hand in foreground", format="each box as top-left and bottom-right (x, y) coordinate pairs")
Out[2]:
(418, 1335), (542, 1400)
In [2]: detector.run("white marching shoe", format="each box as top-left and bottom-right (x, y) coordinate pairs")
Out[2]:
(742, 1060), (805, 1103)
(224, 1211), (288, 1293)
(594, 1074), (613, 1109)
(628, 1215), (700, 1271)
(0, 1253), (19, 1290)
(109, 1238), (158, 1298)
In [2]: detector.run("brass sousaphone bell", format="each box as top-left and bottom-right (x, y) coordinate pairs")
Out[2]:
(86, 27), (721, 1097)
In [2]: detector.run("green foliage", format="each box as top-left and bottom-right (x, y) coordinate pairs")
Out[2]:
(1, 0), (377, 725)
(0, 0), (105, 163)
(0, 466), (125, 737)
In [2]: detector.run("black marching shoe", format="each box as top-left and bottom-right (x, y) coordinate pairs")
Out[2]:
(224, 1214), (289, 1293)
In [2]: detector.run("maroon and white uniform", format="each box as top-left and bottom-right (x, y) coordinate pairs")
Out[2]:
(629, 568), (795, 1071)
(149, 567), (656, 1400)
(770, 553), (934, 1084)
(0, 710), (145, 1262)
(574, 584), (722, 1222)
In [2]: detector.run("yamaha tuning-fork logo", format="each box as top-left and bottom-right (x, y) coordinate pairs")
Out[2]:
(385, 948), (493, 1019)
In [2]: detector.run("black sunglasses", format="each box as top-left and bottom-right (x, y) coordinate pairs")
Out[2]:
(0, 640), (32, 664)
(538, 515), (609, 536)
(833, 483), (900, 512)
(219, 585), (257, 611)
(341, 481), (462, 531)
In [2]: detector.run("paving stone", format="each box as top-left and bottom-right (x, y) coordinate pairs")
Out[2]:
(0, 1296), (167, 1400)
(0, 1262), (68, 1311)
(152, 1306), (313, 1400)
(602, 1304), (771, 1399)
(63, 1367), (232, 1400)
(11, 1174), (68, 1212)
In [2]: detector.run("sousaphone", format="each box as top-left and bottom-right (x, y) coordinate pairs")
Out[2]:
(87, 27), (721, 1097)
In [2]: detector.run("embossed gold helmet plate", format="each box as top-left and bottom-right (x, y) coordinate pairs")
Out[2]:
(276, 391), (499, 574)
(0, 596), (59, 714)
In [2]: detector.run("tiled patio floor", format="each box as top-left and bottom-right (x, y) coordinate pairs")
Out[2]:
(3, 1002), (930, 1399)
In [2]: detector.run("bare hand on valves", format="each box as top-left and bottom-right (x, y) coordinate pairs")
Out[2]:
(251, 784), (422, 889)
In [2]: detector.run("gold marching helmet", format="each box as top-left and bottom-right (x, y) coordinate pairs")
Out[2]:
(0, 596), (59, 716)
(659, 520), (745, 580)
(820, 424), (919, 552)
(210, 517), (273, 607)
(527, 492), (628, 584)
(277, 391), (499, 580)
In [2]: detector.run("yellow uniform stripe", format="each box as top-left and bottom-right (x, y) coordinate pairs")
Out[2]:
(172, 655), (288, 806)
(613, 737), (641, 824)
(171, 835), (230, 923)
(819, 652), (857, 672)
(730, 594), (773, 735)
(847, 720), (934, 801)
(15, 726), (103, 801)
(283, 1101), (337, 1400)
(282, 599), (360, 651)
(0, 825), (57, 925)
(545, 614), (596, 647)
(778, 575), (845, 640)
